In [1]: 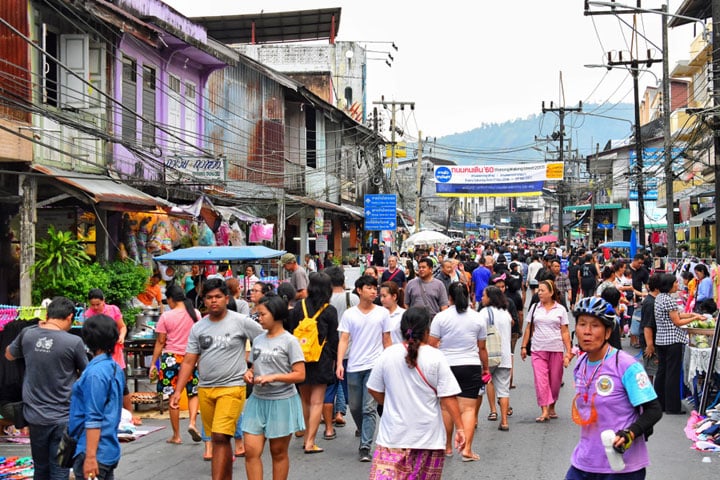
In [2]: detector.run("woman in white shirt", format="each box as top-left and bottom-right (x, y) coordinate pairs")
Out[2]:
(367, 307), (465, 478)
(478, 286), (514, 431)
(428, 282), (489, 462)
(380, 281), (406, 346)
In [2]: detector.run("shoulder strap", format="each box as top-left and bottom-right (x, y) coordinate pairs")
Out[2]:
(302, 299), (328, 321)
(346, 292), (351, 309)
(402, 344), (436, 394)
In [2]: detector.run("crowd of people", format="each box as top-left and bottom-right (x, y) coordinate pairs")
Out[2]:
(4, 237), (711, 479)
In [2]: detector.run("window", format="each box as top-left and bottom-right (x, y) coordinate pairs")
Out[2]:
(184, 81), (197, 145)
(306, 107), (316, 169)
(121, 57), (137, 143)
(167, 75), (181, 150)
(141, 65), (156, 147)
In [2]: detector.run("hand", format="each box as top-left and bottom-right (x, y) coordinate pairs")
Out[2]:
(169, 392), (180, 410)
(643, 345), (655, 358)
(243, 370), (254, 385)
(336, 364), (345, 381)
(254, 374), (274, 385)
(454, 429), (466, 451)
(84, 456), (99, 479)
(520, 348), (527, 361)
(563, 351), (574, 368)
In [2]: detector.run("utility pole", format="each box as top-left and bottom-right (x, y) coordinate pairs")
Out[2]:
(589, 144), (599, 248)
(541, 100), (582, 246)
(607, 49), (660, 250)
(661, 4), (676, 258)
(373, 99), (414, 188)
(415, 131), (423, 233)
(714, 0), (720, 262)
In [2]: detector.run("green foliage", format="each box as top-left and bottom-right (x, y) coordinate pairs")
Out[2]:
(31, 226), (92, 296)
(689, 237), (712, 257)
(123, 306), (143, 330)
(102, 261), (149, 308)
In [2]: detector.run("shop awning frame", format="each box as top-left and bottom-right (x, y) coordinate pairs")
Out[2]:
(32, 164), (171, 209)
(689, 208), (715, 227)
(563, 203), (622, 212)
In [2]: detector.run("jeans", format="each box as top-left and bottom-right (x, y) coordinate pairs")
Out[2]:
(72, 452), (117, 480)
(334, 359), (348, 415)
(347, 369), (377, 450)
(28, 422), (68, 480)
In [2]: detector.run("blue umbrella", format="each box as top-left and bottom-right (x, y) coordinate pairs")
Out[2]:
(629, 229), (637, 257)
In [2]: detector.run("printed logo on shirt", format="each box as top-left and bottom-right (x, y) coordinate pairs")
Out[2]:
(635, 371), (651, 390)
(595, 375), (614, 396)
(34, 336), (53, 352)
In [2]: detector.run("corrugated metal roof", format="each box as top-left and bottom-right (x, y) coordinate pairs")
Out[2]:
(192, 8), (341, 44)
(669, 0), (711, 27)
(287, 194), (362, 219)
(32, 164), (170, 208)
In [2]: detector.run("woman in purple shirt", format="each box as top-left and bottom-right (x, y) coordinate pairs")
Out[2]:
(567, 297), (662, 479)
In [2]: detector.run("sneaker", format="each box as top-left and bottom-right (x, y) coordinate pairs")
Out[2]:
(359, 447), (372, 462)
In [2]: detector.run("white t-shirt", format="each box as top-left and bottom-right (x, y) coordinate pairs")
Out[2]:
(367, 343), (461, 449)
(383, 307), (407, 345)
(429, 305), (486, 366)
(338, 305), (389, 372)
(478, 306), (513, 368)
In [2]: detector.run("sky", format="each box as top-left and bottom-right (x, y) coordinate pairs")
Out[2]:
(164, 0), (700, 138)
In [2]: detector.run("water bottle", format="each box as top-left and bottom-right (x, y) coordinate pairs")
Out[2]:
(601, 430), (625, 472)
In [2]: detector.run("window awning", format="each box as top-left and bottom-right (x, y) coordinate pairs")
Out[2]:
(689, 208), (715, 227)
(287, 194), (363, 220)
(563, 203), (622, 212)
(32, 164), (171, 209)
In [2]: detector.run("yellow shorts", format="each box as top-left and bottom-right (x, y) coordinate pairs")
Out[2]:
(198, 386), (246, 436)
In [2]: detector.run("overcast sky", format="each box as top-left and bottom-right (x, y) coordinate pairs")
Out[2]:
(165, 0), (699, 138)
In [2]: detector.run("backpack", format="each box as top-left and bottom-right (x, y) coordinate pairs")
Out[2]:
(293, 299), (330, 362)
(485, 308), (503, 369)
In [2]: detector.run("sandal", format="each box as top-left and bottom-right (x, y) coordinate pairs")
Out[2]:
(535, 416), (549, 423)
(548, 413), (558, 419)
(461, 453), (480, 462)
(323, 429), (337, 440)
(304, 445), (324, 454)
(498, 424), (509, 431)
(487, 412), (498, 421)
(187, 426), (202, 443)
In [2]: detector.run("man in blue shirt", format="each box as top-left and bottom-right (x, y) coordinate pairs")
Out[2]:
(471, 255), (493, 310)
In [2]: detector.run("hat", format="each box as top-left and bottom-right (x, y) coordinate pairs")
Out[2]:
(280, 253), (297, 265)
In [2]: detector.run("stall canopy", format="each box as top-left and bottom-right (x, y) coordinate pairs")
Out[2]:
(154, 246), (285, 263)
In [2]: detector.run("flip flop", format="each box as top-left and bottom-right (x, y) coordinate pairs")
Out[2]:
(548, 413), (558, 419)
(323, 430), (337, 440)
(304, 445), (324, 454)
(498, 424), (509, 431)
(166, 438), (182, 444)
(295, 431), (305, 438)
(188, 426), (202, 442)
(535, 416), (549, 423)
(487, 412), (498, 421)
(507, 407), (513, 416)
(234, 452), (245, 458)
(333, 417), (346, 427)
(203, 456), (212, 462)
(461, 453), (480, 462)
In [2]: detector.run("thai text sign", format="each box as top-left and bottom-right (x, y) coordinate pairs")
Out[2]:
(434, 162), (563, 197)
(165, 156), (224, 182)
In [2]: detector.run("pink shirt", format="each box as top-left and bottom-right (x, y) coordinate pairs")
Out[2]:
(155, 307), (200, 355)
(528, 302), (568, 353)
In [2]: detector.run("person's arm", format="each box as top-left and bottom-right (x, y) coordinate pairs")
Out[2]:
(382, 332), (393, 349)
(439, 396), (467, 453)
(4, 346), (15, 361)
(295, 289), (308, 300)
(477, 339), (489, 374)
(669, 309), (702, 327)
(169, 352), (199, 409)
(561, 324), (573, 367)
(149, 332), (167, 377)
(336, 332), (350, 380)
(83, 428), (101, 479)
(643, 327), (655, 358)
(368, 388), (385, 405)
(427, 335), (440, 348)
(252, 361), (305, 385)
(614, 398), (663, 449)
(520, 307), (534, 361)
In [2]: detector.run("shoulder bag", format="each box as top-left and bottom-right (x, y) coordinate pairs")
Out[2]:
(525, 303), (538, 356)
(485, 308), (503, 368)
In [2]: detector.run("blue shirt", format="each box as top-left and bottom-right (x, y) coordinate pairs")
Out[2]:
(696, 276), (713, 303)
(471, 266), (491, 301)
(69, 354), (124, 465)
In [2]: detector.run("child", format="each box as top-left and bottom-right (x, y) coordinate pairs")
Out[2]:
(242, 293), (306, 480)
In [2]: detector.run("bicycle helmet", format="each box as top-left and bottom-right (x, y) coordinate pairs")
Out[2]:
(573, 297), (615, 328)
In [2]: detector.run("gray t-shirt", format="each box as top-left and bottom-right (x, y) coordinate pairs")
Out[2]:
(290, 266), (310, 293)
(9, 325), (88, 425)
(186, 310), (264, 387)
(250, 331), (304, 400)
(404, 277), (449, 316)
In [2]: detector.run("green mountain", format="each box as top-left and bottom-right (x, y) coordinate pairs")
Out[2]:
(435, 103), (635, 165)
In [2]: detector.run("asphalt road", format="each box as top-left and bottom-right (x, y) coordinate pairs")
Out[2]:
(2, 340), (717, 479)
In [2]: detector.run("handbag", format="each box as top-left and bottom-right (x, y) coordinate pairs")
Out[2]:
(486, 308), (503, 368)
(57, 430), (78, 468)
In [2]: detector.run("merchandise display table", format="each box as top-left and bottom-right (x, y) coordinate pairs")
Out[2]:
(684, 346), (720, 383)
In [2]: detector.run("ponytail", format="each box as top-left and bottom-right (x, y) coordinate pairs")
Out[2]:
(400, 307), (431, 368)
(448, 282), (469, 313)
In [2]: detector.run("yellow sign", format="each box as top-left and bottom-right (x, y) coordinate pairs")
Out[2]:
(385, 141), (407, 158)
(545, 162), (564, 180)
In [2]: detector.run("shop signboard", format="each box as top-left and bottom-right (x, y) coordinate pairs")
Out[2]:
(165, 156), (224, 183)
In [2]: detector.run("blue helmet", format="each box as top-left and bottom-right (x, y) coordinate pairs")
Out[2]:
(573, 297), (615, 328)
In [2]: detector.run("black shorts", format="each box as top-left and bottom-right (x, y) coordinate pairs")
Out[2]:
(450, 364), (483, 398)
